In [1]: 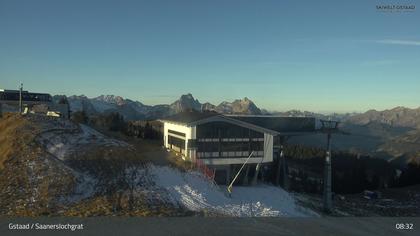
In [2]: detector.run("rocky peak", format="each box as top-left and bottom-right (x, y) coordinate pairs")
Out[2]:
(201, 102), (216, 111)
(170, 93), (202, 113)
(214, 97), (261, 115)
(180, 93), (194, 100)
(230, 97), (261, 115)
(94, 95), (126, 106)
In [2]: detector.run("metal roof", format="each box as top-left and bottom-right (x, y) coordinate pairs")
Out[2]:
(228, 115), (316, 133)
(159, 111), (316, 136)
(159, 110), (220, 124)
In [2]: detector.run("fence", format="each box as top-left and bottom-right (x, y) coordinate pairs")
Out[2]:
(194, 159), (216, 181)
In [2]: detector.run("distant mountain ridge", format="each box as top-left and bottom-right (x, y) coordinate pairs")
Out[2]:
(58, 94), (420, 128)
(344, 106), (420, 129)
(212, 97), (262, 115)
(55, 93), (420, 165)
(57, 93), (265, 120)
(286, 106), (420, 167)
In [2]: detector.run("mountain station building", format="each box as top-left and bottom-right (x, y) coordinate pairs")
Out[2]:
(159, 111), (316, 184)
(0, 88), (69, 118)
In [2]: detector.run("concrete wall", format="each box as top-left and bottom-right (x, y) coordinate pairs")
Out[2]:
(263, 133), (273, 162)
(163, 122), (196, 159)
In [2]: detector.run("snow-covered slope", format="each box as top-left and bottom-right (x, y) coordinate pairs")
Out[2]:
(38, 123), (128, 161)
(149, 165), (318, 217)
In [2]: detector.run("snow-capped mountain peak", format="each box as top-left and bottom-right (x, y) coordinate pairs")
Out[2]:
(93, 95), (126, 106)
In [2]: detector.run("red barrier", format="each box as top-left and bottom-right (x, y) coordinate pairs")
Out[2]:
(195, 159), (215, 181)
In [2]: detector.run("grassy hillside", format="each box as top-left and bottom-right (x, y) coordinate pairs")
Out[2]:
(0, 113), (33, 169)
(0, 113), (187, 216)
(0, 113), (77, 216)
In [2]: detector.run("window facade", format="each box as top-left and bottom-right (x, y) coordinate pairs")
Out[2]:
(196, 121), (265, 159)
(168, 135), (185, 151)
(197, 121), (263, 139)
(168, 129), (186, 137)
(0, 92), (52, 102)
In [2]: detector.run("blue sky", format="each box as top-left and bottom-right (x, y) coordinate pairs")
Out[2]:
(0, 0), (419, 113)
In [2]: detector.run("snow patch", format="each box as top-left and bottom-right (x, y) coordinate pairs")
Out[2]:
(39, 124), (128, 160)
(68, 172), (98, 203)
(149, 165), (318, 217)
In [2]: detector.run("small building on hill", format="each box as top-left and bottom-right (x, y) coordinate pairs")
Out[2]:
(159, 111), (315, 184)
(0, 89), (69, 118)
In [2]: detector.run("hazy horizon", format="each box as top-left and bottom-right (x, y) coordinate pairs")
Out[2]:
(1, 0), (419, 113)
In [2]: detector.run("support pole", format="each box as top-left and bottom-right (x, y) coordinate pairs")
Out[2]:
(323, 133), (332, 213)
(227, 151), (254, 194)
(225, 166), (231, 186)
(242, 165), (250, 185)
(251, 163), (260, 186)
(280, 147), (289, 190)
(19, 83), (23, 113)
(275, 151), (281, 186)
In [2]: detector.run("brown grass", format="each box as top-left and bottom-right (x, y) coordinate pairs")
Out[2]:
(0, 114), (193, 216)
(64, 195), (183, 217)
(0, 113), (36, 170)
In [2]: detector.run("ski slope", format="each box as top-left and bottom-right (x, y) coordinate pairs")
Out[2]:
(150, 165), (318, 217)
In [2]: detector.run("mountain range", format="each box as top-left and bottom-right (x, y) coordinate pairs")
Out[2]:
(344, 106), (420, 129)
(54, 93), (420, 130)
(53, 93), (420, 166)
(54, 93), (264, 120)
(288, 106), (420, 167)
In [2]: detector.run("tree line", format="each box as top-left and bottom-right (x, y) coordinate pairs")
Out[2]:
(71, 111), (162, 140)
(273, 144), (420, 194)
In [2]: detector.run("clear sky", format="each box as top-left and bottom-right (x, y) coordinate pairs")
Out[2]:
(0, 0), (419, 113)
